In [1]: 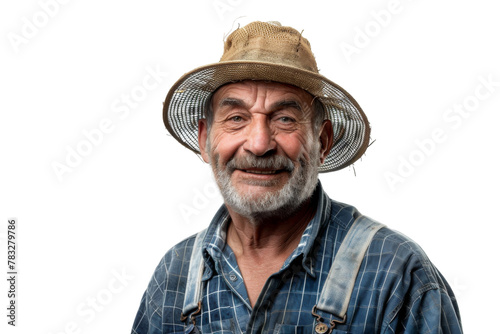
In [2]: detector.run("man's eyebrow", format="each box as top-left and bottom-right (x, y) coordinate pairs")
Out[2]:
(217, 98), (305, 112)
(271, 100), (303, 112)
(218, 97), (246, 109)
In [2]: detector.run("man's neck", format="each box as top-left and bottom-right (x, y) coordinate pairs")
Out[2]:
(225, 197), (316, 260)
(224, 197), (317, 307)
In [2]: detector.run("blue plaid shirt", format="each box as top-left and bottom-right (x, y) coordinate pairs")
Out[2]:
(132, 182), (462, 333)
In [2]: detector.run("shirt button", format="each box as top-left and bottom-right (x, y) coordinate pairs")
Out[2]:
(229, 274), (238, 281)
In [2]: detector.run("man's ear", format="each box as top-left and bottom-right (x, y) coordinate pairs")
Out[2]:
(318, 119), (334, 164)
(198, 119), (210, 163)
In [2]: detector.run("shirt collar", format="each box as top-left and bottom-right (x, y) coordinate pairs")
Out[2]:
(200, 181), (331, 280)
(288, 181), (331, 277)
(200, 205), (230, 281)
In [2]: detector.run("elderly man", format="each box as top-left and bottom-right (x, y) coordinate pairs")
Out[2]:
(132, 21), (462, 333)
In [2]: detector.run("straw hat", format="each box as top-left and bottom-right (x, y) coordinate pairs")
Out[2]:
(163, 21), (370, 172)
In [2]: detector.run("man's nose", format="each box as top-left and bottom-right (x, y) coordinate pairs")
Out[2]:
(243, 118), (276, 156)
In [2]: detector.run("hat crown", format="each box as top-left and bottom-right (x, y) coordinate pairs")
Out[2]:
(220, 21), (319, 73)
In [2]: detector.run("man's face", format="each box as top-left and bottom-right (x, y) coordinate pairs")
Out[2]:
(198, 81), (332, 218)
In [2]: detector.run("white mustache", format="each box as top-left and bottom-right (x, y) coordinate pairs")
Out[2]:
(226, 154), (295, 172)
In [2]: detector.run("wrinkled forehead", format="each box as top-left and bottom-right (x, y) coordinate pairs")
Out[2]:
(211, 80), (315, 111)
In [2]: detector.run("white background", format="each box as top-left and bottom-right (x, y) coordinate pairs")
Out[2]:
(1, 0), (499, 333)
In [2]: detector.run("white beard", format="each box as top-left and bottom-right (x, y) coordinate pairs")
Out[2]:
(209, 142), (321, 220)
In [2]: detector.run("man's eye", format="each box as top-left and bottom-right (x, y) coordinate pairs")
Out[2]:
(229, 116), (243, 122)
(278, 116), (295, 123)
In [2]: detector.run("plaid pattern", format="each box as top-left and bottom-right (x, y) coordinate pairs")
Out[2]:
(132, 183), (462, 333)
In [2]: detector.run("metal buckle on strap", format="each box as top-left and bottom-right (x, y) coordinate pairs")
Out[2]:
(312, 305), (346, 334)
(180, 301), (202, 325)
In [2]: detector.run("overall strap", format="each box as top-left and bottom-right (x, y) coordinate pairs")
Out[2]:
(181, 228), (207, 324)
(313, 215), (385, 330)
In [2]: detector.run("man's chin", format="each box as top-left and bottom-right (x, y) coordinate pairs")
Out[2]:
(231, 169), (288, 188)
(227, 199), (296, 220)
(231, 182), (285, 197)
(222, 183), (303, 219)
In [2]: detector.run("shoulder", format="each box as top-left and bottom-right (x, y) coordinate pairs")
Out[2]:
(153, 232), (198, 278)
(133, 231), (205, 333)
(369, 226), (445, 288)
(145, 232), (200, 299)
(369, 227), (462, 331)
(370, 226), (427, 259)
(361, 224), (458, 322)
(325, 197), (450, 294)
(327, 198), (445, 288)
(313, 194), (462, 332)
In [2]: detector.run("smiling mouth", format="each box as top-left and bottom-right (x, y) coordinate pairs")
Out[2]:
(243, 169), (280, 175)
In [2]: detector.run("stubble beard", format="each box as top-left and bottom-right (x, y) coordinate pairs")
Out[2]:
(209, 143), (321, 221)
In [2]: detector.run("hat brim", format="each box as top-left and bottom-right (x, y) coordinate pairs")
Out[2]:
(163, 60), (370, 172)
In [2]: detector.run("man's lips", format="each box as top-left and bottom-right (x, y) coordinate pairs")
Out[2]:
(242, 169), (280, 175)
(235, 168), (287, 175)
